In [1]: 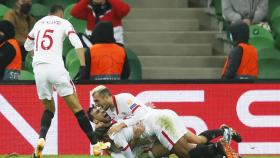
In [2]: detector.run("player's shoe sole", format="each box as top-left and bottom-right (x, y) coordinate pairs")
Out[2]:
(218, 139), (239, 158)
(32, 138), (45, 158)
(220, 124), (242, 143)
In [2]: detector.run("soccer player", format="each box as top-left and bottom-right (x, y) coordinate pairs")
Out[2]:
(90, 85), (241, 158)
(24, 5), (97, 158)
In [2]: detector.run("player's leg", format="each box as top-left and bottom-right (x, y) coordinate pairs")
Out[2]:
(32, 65), (55, 158)
(184, 124), (242, 145)
(153, 110), (193, 158)
(174, 136), (238, 158)
(154, 110), (227, 158)
(33, 99), (55, 158)
(151, 132), (238, 158)
(185, 128), (223, 144)
(53, 68), (97, 145)
(39, 99), (55, 138)
(63, 92), (98, 145)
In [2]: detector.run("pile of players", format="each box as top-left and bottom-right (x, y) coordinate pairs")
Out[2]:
(87, 85), (243, 158)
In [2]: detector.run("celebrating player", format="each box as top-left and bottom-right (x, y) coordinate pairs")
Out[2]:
(24, 5), (97, 158)
(90, 85), (241, 158)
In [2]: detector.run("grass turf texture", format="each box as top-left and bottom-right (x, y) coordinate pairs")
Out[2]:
(0, 156), (278, 158)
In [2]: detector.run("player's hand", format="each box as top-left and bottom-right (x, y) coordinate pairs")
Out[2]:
(107, 123), (126, 136)
(133, 122), (145, 139)
(78, 66), (88, 80)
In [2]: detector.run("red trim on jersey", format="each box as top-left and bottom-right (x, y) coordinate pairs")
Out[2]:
(113, 95), (119, 115)
(161, 131), (174, 146)
(123, 116), (130, 120)
(111, 119), (117, 125)
(131, 105), (140, 114)
(27, 35), (34, 40)
(68, 31), (76, 36)
(69, 80), (76, 92)
(122, 144), (130, 151)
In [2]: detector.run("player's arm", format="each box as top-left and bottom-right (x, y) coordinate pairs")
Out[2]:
(108, 94), (148, 135)
(112, 131), (135, 158)
(76, 48), (86, 66)
(66, 22), (85, 66)
(66, 22), (89, 79)
(68, 32), (85, 66)
(123, 98), (148, 127)
(121, 146), (135, 158)
(24, 29), (35, 52)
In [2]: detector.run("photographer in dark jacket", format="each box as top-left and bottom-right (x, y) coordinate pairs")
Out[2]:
(221, 21), (258, 80)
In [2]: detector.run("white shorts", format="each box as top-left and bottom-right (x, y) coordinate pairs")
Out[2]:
(147, 109), (187, 151)
(33, 64), (76, 100)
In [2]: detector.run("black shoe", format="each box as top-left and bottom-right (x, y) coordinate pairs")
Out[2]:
(220, 124), (242, 143)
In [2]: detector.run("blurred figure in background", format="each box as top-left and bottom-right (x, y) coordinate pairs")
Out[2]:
(79, 21), (129, 80)
(222, 0), (268, 25)
(221, 22), (258, 80)
(0, 20), (22, 80)
(4, 0), (35, 62)
(71, 0), (130, 45)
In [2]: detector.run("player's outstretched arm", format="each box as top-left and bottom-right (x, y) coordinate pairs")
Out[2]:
(76, 48), (86, 66)
(24, 37), (35, 52)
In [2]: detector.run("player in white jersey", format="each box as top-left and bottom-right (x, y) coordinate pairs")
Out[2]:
(90, 85), (242, 158)
(24, 5), (97, 158)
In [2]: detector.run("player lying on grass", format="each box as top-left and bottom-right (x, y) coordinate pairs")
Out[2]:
(88, 106), (242, 158)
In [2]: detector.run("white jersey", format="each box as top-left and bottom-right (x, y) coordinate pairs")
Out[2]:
(110, 125), (135, 158)
(107, 93), (151, 127)
(110, 122), (155, 158)
(142, 109), (188, 151)
(24, 15), (83, 67)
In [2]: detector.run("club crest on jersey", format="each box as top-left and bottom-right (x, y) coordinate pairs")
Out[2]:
(127, 99), (133, 105)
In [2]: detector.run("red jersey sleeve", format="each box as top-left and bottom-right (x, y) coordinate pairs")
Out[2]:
(71, 0), (91, 20)
(108, 0), (130, 18)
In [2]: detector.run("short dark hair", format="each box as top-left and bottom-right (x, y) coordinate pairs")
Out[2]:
(49, 4), (64, 15)
(87, 107), (94, 122)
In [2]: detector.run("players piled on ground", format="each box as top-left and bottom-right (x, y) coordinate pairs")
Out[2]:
(88, 85), (243, 158)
